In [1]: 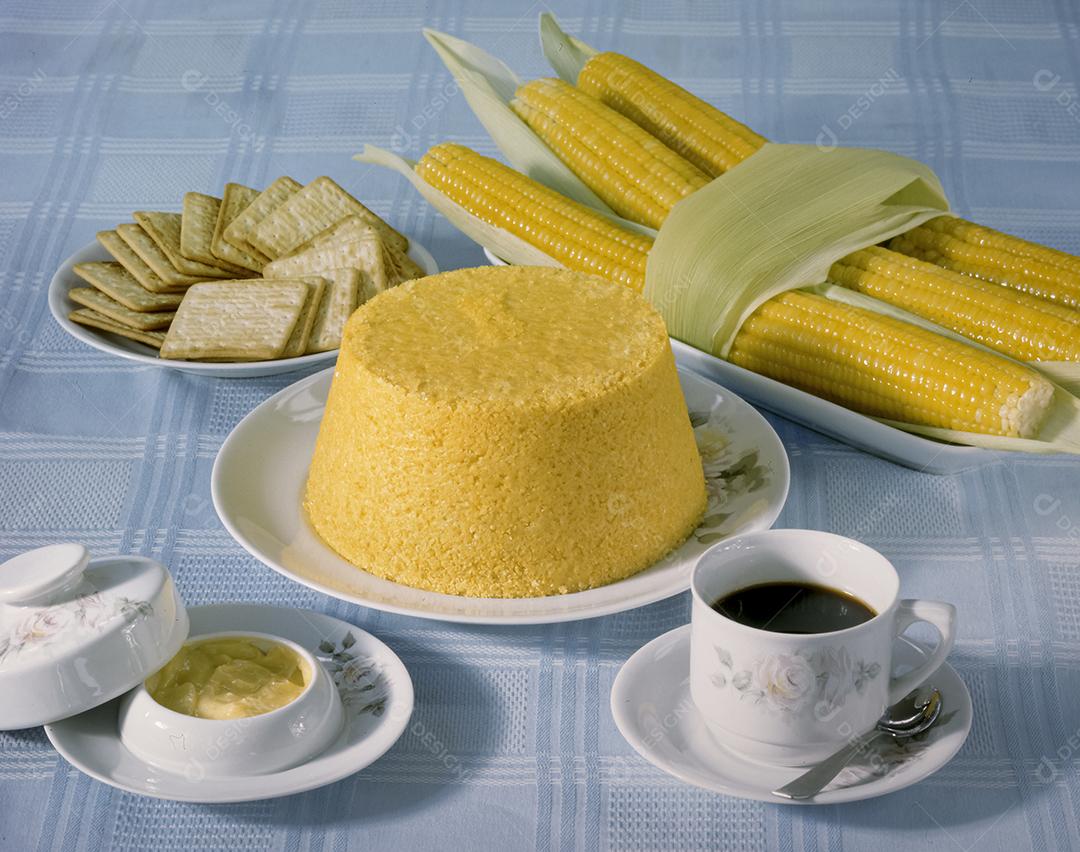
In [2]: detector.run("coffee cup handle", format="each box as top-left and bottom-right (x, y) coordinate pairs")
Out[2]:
(888, 599), (957, 704)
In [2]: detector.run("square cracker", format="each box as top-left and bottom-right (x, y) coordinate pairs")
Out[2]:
(73, 261), (183, 311)
(160, 279), (309, 361)
(211, 183), (268, 272)
(69, 308), (165, 349)
(389, 246), (425, 282)
(68, 287), (175, 330)
(281, 276), (326, 358)
(98, 229), (186, 294)
(249, 176), (408, 259)
(223, 175), (302, 255)
(134, 211), (233, 278)
(271, 215), (418, 288)
(270, 216), (381, 265)
(180, 193), (253, 277)
(116, 223), (205, 290)
(321, 214), (422, 283)
(307, 268), (360, 353)
(263, 223), (387, 288)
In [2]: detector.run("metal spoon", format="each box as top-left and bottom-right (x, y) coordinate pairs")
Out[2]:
(771, 687), (943, 800)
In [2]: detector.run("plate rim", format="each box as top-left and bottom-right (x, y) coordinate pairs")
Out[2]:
(609, 623), (973, 806)
(48, 238), (438, 376)
(211, 363), (790, 625)
(44, 603), (415, 804)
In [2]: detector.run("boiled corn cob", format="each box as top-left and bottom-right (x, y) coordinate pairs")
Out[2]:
(830, 246), (1080, 362)
(888, 217), (1080, 309)
(918, 216), (1080, 274)
(573, 52), (1080, 306)
(729, 290), (1054, 438)
(416, 142), (651, 290)
(511, 78), (710, 229)
(576, 52), (766, 177)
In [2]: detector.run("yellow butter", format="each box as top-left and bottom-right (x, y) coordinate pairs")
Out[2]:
(304, 266), (707, 598)
(148, 637), (307, 720)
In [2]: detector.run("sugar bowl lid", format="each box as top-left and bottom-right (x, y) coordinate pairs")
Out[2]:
(0, 544), (188, 730)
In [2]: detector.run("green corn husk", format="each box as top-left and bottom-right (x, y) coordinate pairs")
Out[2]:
(645, 142), (949, 356)
(539, 12), (597, 84)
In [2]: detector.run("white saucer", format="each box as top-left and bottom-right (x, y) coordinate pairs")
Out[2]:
(610, 625), (972, 805)
(211, 364), (789, 624)
(45, 604), (414, 803)
(48, 238), (438, 378)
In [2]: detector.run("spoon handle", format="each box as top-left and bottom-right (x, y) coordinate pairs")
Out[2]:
(771, 731), (885, 800)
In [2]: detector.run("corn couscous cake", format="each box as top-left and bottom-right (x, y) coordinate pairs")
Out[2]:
(304, 266), (706, 598)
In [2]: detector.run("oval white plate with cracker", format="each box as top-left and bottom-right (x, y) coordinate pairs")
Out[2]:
(48, 238), (438, 378)
(211, 363), (789, 625)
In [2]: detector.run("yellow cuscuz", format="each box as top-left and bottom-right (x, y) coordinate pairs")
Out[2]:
(304, 266), (706, 598)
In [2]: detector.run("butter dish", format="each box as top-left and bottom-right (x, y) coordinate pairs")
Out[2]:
(0, 545), (414, 802)
(117, 630), (345, 777)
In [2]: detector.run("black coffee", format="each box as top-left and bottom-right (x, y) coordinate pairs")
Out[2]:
(711, 581), (876, 634)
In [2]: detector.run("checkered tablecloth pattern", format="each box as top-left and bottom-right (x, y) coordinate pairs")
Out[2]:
(2, 1), (1080, 849)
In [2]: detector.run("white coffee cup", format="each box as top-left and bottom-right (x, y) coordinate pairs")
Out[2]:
(689, 529), (956, 766)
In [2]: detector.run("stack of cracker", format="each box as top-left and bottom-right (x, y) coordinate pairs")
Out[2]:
(69, 176), (421, 362)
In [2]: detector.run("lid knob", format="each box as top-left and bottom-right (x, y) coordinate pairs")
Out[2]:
(0, 543), (90, 604)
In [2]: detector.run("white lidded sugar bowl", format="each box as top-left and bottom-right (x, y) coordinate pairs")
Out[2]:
(0, 544), (188, 730)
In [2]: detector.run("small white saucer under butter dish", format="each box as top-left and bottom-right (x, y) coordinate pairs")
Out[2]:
(0, 545), (413, 802)
(47, 604), (414, 803)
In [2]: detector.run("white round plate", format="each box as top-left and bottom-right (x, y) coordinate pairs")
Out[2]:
(611, 625), (972, 805)
(211, 363), (789, 624)
(48, 239), (438, 378)
(45, 604), (414, 803)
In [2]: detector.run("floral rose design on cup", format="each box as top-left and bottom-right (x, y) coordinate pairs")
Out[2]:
(711, 645), (881, 716)
(317, 631), (389, 716)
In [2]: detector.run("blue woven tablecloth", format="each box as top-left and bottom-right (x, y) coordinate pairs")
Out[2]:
(2, 1), (1080, 849)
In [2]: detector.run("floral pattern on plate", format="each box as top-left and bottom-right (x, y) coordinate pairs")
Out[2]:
(711, 644), (881, 716)
(690, 407), (772, 545)
(0, 585), (154, 663)
(317, 631), (389, 716)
